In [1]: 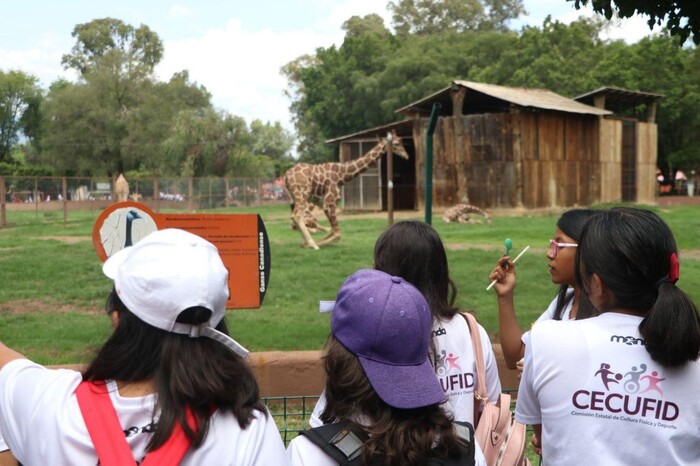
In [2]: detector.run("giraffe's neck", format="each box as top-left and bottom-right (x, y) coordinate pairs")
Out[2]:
(338, 140), (387, 183)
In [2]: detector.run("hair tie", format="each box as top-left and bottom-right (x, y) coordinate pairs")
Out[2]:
(656, 253), (680, 289)
(668, 252), (680, 284)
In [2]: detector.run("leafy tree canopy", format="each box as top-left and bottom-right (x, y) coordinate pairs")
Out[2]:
(388, 0), (526, 35)
(62, 18), (164, 79)
(0, 70), (42, 163)
(570, 0), (699, 45)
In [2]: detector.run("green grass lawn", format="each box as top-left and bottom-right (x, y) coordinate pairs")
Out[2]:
(2, 202), (700, 365)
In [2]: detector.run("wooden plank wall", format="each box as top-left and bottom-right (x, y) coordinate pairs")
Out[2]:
(599, 118), (622, 203)
(413, 111), (659, 209)
(518, 112), (600, 208)
(636, 122), (658, 204)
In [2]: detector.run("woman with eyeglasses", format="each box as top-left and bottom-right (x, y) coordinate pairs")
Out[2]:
(516, 207), (700, 464)
(488, 209), (600, 370)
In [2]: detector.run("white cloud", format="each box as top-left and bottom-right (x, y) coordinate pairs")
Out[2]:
(0, 32), (75, 87)
(157, 18), (334, 130)
(169, 5), (192, 18)
(156, 0), (392, 131)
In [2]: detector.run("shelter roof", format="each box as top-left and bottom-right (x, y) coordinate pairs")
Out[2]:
(325, 119), (414, 144)
(573, 86), (665, 113)
(395, 80), (612, 117)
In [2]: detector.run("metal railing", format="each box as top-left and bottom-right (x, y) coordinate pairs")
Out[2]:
(0, 175), (290, 227)
(264, 390), (525, 446)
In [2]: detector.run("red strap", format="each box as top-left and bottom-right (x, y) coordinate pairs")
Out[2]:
(75, 381), (195, 466)
(142, 408), (197, 466)
(75, 381), (138, 466)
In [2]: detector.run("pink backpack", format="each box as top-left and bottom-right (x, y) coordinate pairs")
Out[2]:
(462, 313), (531, 466)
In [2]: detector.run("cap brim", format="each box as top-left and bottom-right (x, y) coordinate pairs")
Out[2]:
(358, 356), (445, 409)
(103, 245), (134, 279)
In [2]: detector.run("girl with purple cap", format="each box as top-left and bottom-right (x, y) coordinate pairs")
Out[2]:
(310, 221), (501, 432)
(288, 268), (485, 465)
(516, 207), (700, 464)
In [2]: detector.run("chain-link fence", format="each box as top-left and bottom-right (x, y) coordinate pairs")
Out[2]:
(0, 175), (290, 226)
(265, 390), (526, 447)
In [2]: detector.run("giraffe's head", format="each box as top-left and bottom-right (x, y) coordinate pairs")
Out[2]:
(386, 130), (409, 160)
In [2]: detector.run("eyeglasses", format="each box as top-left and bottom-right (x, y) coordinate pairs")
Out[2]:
(548, 239), (578, 258)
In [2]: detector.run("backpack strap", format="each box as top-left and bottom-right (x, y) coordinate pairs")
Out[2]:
(299, 422), (367, 465)
(76, 381), (195, 466)
(461, 312), (488, 407)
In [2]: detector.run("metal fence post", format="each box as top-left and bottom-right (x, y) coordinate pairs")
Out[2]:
(188, 177), (193, 211)
(0, 176), (6, 227)
(62, 177), (68, 222)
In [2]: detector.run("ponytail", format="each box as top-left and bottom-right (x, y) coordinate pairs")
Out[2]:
(639, 282), (700, 367)
(578, 208), (700, 368)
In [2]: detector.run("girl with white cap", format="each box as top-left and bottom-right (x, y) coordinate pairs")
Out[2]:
(0, 228), (287, 465)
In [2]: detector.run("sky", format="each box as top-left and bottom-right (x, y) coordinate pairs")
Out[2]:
(0, 1), (662, 135)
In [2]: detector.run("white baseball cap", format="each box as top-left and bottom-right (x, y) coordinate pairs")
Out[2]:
(103, 228), (248, 357)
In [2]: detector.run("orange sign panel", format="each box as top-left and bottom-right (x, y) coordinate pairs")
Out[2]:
(92, 202), (270, 309)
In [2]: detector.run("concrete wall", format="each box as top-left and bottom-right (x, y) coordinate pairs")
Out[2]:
(250, 344), (521, 397)
(51, 344), (521, 397)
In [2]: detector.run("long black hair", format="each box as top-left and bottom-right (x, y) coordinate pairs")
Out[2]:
(320, 334), (462, 466)
(373, 221), (458, 321)
(83, 289), (265, 451)
(575, 207), (700, 367)
(553, 209), (600, 320)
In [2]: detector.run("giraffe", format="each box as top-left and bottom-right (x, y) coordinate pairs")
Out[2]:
(284, 131), (409, 249)
(442, 204), (492, 224)
(114, 174), (130, 203)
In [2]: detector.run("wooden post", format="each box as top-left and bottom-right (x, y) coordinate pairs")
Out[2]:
(225, 178), (230, 208)
(62, 177), (68, 222)
(386, 132), (394, 226)
(154, 177), (160, 212)
(188, 177), (193, 211)
(0, 176), (6, 227)
(34, 177), (39, 219)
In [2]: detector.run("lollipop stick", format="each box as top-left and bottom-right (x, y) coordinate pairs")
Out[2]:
(486, 245), (530, 291)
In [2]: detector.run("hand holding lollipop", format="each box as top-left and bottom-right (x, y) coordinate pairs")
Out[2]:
(486, 239), (529, 291)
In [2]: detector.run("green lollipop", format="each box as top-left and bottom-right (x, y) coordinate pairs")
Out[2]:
(505, 237), (513, 256)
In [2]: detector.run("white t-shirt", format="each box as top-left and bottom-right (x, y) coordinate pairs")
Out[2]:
(287, 429), (488, 466)
(534, 289), (574, 324)
(431, 313), (502, 422)
(0, 358), (288, 466)
(516, 312), (700, 465)
(519, 290), (574, 347)
(309, 315), (502, 427)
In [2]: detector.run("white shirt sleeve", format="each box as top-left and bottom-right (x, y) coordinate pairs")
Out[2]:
(237, 409), (289, 465)
(308, 390), (327, 428)
(514, 331), (541, 425)
(287, 434), (338, 466)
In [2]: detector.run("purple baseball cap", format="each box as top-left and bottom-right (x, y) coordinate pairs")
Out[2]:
(331, 269), (445, 409)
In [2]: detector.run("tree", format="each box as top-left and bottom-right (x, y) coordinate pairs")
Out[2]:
(570, 0), (700, 45)
(249, 120), (295, 175)
(62, 18), (163, 79)
(282, 16), (400, 161)
(159, 109), (276, 178)
(49, 18), (165, 174)
(388, 0), (525, 35)
(0, 70), (42, 163)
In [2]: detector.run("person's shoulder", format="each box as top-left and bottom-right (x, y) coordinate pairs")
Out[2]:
(287, 433), (337, 466)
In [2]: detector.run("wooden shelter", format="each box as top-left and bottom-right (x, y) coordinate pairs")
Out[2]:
(331, 81), (663, 211)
